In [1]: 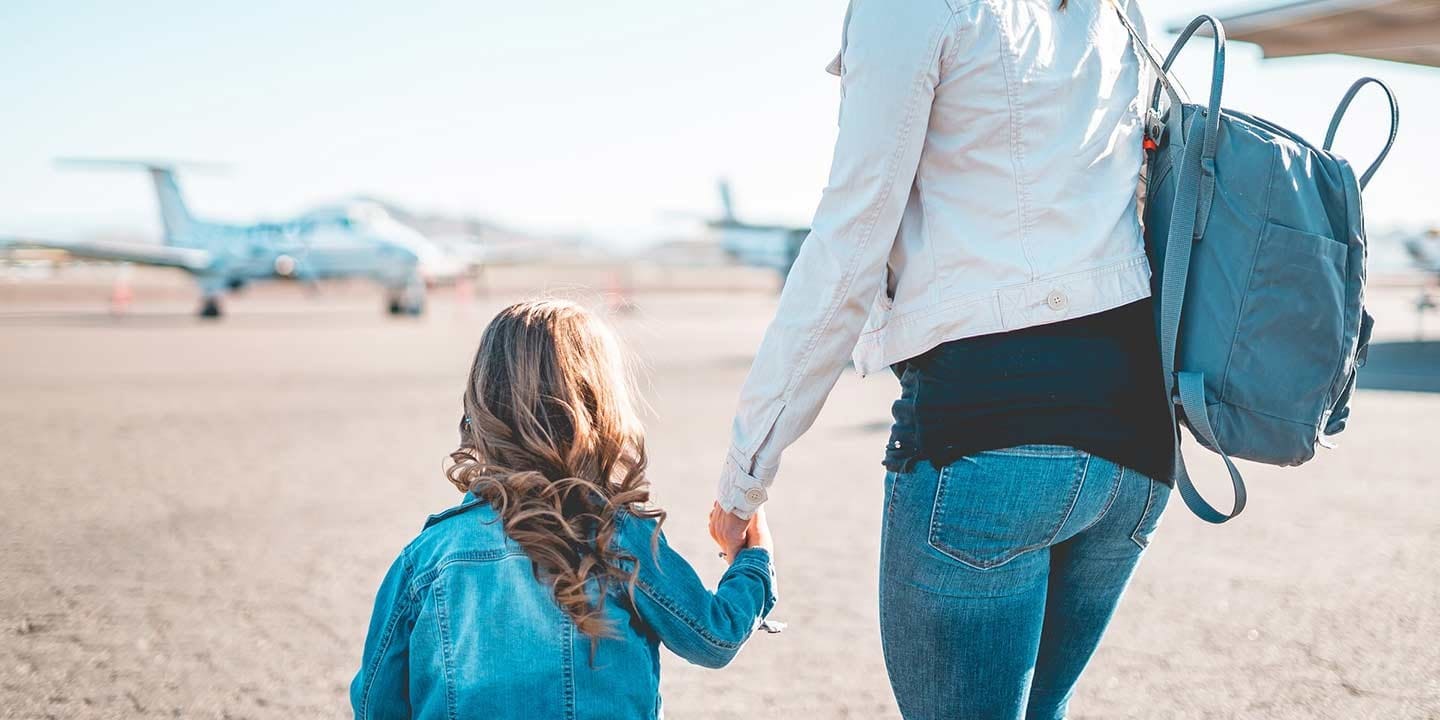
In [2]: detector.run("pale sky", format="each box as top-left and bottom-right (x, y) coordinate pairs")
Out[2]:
(1, 0), (1436, 247)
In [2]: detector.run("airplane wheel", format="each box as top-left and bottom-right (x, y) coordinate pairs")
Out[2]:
(199, 297), (222, 318)
(387, 279), (426, 317)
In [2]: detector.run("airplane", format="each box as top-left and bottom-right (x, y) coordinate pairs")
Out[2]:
(1404, 229), (1440, 318)
(1, 159), (435, 318)
(709, 179), (809, 283)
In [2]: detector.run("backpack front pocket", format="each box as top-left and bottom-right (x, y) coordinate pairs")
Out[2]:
(1223, 222), (1347, 423)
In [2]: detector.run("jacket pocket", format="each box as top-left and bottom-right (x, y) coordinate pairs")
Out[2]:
(877, 263), (896, 315)
(927, 447), (1088, 570)
(1223, 222), (1347, 423)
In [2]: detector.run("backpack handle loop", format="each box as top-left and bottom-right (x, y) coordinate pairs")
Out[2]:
(1324, 77), (1400, 190)
(1173, 372), (1249, 523)
(1152, 16), (1227, 161)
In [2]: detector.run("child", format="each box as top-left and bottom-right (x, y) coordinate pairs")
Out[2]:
(351, 299), (777, 719)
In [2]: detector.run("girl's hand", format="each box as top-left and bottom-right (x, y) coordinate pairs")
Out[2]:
(744, 508), (773, 555)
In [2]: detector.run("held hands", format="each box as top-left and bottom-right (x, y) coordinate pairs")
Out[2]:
(708, 503), (772, 563)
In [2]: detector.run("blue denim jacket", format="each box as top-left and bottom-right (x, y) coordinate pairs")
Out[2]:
(350, 494), (777, 719)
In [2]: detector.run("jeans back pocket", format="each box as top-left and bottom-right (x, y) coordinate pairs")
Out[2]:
(927, 446), (1089, 570)
(1130, 479), (1172, 550)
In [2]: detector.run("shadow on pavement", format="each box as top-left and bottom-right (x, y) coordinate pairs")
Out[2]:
(1359, 341), (1440, 393)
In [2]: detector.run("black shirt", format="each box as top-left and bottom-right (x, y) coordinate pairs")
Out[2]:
(884, 299), (1174, 483)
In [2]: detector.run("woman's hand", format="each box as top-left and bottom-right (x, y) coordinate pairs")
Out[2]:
(709, 502), (760, 562)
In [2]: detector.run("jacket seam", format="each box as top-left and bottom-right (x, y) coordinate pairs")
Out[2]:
(408, 549), (530, 596)
(357, 562), (413, 719)
(433, 582), (459, 720)
(561, 620), (576, 720)
(988, 0), (1037, 280)
(635, 560), (770, 653)
(634, 578), (742, 651)
(776, 10), (953, 408)
(923, 6), (961, 306)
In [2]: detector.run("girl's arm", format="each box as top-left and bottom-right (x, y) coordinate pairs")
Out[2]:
(350, 552), (416, 720)
(717, 0), (952, 519)
(617, 512), (777, 669)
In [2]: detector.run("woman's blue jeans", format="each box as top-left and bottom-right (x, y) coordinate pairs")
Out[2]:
(879, 445), (1170, 720)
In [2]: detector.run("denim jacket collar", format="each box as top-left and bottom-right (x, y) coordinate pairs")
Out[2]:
(423, 492), (485, 530)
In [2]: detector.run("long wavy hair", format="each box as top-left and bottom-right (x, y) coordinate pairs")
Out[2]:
(445, 299), (664, 642)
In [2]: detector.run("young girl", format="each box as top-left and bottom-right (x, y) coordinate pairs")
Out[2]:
(351, 299), (776, 719)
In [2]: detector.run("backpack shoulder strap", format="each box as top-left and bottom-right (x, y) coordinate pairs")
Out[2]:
(1150, 15), (1249, 523)
(1157, 126), (1249, 524)
(1107, 0), (1184, 113)
(1324, 77), (1400, 189)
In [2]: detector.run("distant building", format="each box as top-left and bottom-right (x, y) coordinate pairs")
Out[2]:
(1178, 0), (1439, 67)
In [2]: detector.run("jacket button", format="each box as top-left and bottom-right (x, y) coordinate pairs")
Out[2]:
(1046, 290), (1069, 311)
(744, 487), (768, 506)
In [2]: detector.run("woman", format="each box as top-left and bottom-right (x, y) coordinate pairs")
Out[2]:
(353, 300), (776, 719)
(708, 0), (1172, 717)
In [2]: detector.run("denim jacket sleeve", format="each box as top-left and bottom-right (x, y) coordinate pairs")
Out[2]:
(617, 512), (778, 669)
(717, 0), (954, 518)
(350, 552), (416, 720)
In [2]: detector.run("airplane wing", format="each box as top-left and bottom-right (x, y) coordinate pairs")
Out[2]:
(1405, 237), (1440, 273)
(0, 236), (213, 272)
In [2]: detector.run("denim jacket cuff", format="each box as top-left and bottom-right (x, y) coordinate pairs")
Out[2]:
(729, 547), (778, 617)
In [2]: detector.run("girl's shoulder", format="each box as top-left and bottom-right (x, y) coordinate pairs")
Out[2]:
(404, 494), (517, 572)
(612, 507), (669, 557)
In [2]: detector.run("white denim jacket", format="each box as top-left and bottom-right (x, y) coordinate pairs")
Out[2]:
(718, 0), (1156, 517)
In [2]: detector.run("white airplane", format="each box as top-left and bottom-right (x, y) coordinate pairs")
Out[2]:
(2, 159), (438, 318)
(709, 180), (809, 283)
(1404, 229), (1440, 315)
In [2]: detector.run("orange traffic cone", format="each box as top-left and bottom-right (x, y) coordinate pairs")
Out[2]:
(110, 264), (134, 316)
(454, 275), (474, 317)
(606, 266), (636, 314)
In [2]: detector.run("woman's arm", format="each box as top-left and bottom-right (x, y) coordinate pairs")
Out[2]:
(618, 512), (777, 669)
(717, 0), (953, 519)
(350, 552), (415, 720)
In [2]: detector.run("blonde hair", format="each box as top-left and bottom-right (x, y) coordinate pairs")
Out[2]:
(446, 299), (664, 643)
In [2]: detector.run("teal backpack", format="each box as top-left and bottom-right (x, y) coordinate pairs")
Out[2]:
(1114, 12), (1400, 523)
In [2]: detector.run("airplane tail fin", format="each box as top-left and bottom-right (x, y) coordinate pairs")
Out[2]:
(718, 179), (737, 223)
(146, 166), (193, 243)
(56, 158), (219, 244)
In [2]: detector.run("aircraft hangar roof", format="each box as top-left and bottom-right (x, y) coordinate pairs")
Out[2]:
(1172, 0), (1440, 67)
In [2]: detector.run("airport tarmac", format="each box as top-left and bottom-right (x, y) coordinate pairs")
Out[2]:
(1, 267), (1437, 719)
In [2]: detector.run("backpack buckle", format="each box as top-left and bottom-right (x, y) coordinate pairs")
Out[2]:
(1144, 110), (1167, 153)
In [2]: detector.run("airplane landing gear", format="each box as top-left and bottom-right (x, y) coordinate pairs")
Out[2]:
(386, 276), (426, 317)
(387, 297), (424, 316)
(199, 296), (223, 318)
(1417, 291), (1437, 341)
